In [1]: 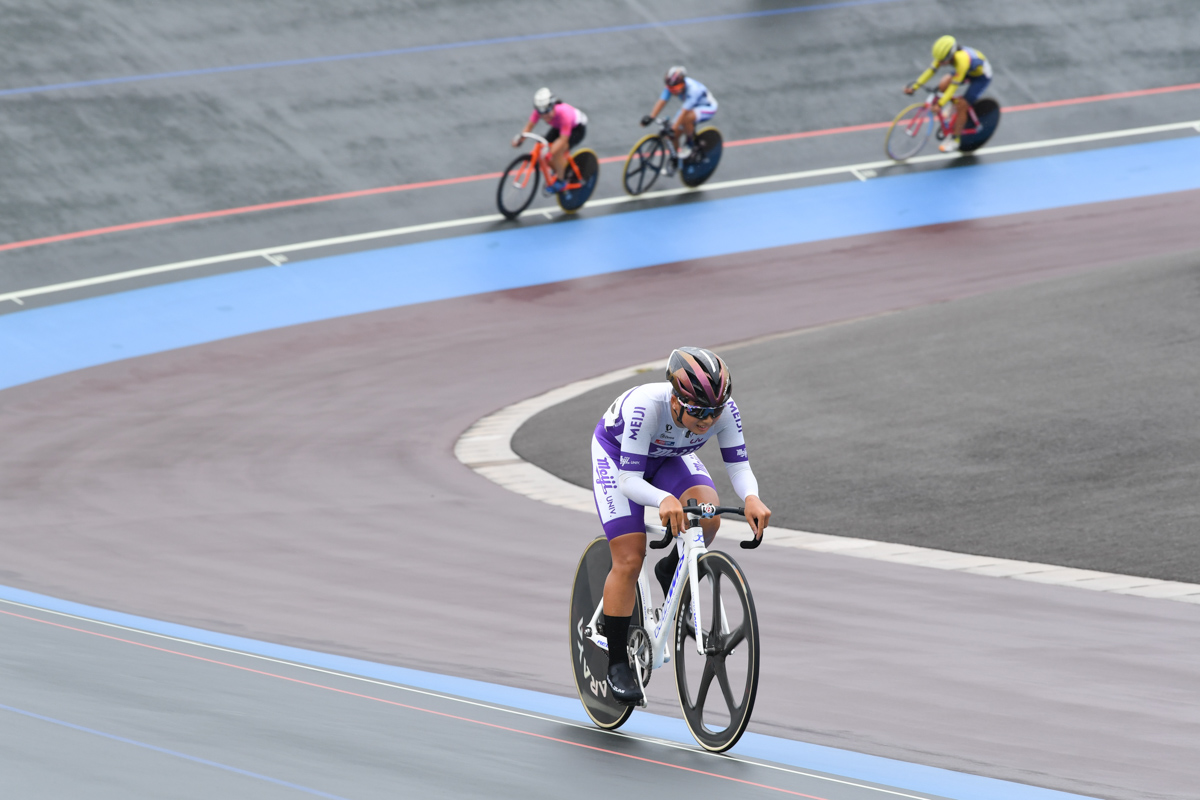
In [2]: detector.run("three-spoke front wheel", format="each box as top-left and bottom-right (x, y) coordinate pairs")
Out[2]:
(622, 134), (666, 196)
(884, 103), (935, 161)
(497, 153), (540, 220)
(673, 550), (760, 752)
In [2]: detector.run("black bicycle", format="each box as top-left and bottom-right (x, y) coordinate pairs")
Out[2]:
(621, 118), (724, 196)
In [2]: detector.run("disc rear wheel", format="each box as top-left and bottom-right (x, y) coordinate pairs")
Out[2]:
(570, 536), (641, 729)
(673, 550), (759, 752)
(960, 98), (1001, 153)
(679, 127), (723, 188)
(557, 149), (599, 213)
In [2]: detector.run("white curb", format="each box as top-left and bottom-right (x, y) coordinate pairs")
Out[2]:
(456, 361), (1200, 605)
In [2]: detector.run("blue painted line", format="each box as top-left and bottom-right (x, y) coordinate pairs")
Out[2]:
(0, 701), (353, 799)
(3, 136), (1200, 394)
(0, 0), (905, 98)
(0, 584), (1097, 800)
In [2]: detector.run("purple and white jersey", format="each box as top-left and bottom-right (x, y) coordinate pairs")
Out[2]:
(595, 381), (749, 470)
(590, 382), (759, 531)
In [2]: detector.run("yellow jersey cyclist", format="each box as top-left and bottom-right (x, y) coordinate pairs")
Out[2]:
(641, 66), (717, 161)
(904, 35), (993, 153)
(513, 87), (588, 194)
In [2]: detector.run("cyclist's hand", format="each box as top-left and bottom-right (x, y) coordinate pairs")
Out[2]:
(903, 84), (915, 95)
(659, 495), (686, 537)
(640, 115), (654, 127)
(744, 495), (771, 539)
(511, 134), (522, 147)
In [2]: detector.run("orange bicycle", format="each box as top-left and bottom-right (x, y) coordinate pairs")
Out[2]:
(496, 132), (599, 220)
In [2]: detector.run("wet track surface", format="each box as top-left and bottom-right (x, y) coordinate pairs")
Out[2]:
(4, 2), (1200, 800)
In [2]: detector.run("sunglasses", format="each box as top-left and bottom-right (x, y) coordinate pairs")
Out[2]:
(680, 401), (724, 420)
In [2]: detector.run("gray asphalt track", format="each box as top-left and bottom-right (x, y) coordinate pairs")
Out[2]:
(516, 246), (1200, 583)
(4, 604), (911, 800)
(5, 2), (1200, 800)
(3, 0), (1200, 303)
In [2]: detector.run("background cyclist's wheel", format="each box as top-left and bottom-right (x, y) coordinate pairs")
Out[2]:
(557, 148), (599, 213)
(679, 127), (723, 188)
(622, 134), (666, 196)
(673, 550), (759, 752)
(959, 98), (1001, 153)
(884, 103), (935, 161)
(569, 535), (641, 730)
(496, 153), (539, 220)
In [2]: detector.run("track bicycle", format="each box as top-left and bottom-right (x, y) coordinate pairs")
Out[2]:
(884, 87), (1001, 161)
(622, 118), (724, 196)
(496, 131), (599, 220)
(569, 500), (761, 752)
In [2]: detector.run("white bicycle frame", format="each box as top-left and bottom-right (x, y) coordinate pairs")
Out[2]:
(583, 522), (730, 705)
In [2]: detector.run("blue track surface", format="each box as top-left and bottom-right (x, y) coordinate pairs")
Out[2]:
(0, 584), (1095, 800)
(4, 135), (1199, 394)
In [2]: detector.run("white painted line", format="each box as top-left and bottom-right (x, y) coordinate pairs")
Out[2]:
(4, 118), (1199, 307)
(0, 212), (504, 305)
(454, 341), (1200, 605)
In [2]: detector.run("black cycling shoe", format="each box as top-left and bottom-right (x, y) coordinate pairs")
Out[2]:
(654, 550), (680, 597)
(607, 661), (643, 706)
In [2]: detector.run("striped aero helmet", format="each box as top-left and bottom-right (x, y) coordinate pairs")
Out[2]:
(666, 347), (732, 408)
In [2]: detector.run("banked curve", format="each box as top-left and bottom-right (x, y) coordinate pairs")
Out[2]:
(455, 358), (1200, 606)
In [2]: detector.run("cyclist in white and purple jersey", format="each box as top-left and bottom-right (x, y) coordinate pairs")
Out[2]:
(513, 87), (588, 194)
(640, 66), (717, 160)
(592, 347), (771, 704)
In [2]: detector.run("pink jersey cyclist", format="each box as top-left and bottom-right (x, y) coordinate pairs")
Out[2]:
(513, 87), (589, 193)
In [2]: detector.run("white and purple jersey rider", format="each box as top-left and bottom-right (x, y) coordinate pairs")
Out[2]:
(640, 66), (717, 160)
(591, 346), (771, 706)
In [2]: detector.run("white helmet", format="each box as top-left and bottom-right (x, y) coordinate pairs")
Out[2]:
(533, 87), (557, 114)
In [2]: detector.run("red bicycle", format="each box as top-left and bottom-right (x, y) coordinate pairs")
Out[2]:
(885, 87), (1000, 161)
(496, 132), (599, 220)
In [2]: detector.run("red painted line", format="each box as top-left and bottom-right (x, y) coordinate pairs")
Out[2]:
(0, 172), (503, 253)
(4, 80), (1199, 256)
(0, 607), (831, 799)
(1004, 81), (1200, 112)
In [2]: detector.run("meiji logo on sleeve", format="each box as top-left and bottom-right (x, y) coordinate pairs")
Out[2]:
(627, 406), (646, 440)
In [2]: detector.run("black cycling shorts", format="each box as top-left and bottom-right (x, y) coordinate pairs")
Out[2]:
(546, 124), (586, 148)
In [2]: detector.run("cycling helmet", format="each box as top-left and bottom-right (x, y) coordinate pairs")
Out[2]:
(932, 35), (957, 64)
(666, 347), (732, 408)
(664, 66), (687, 88)
(533, 87), (558, 114)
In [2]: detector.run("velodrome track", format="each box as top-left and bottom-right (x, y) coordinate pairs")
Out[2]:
(3, 3), (1200, 799)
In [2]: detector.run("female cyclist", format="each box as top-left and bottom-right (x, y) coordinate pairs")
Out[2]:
(640, 66), (717, 160)
(590, 347), (770, 704)
(513, 87), (588, 193)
